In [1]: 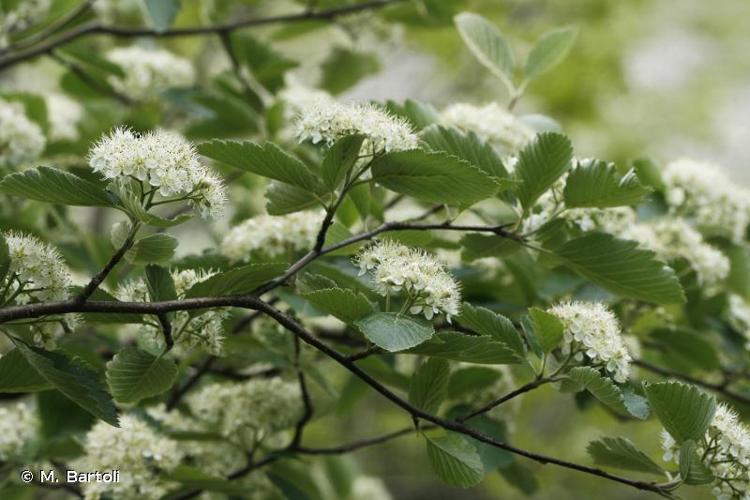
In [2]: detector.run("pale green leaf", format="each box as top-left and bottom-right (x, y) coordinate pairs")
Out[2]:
(426, 432), (484, 487)
(563, 160), (651, 208)
(454, 12), (514, 89)
(566, 367), (646, 419)
(355, 312), (434, 352)
(409, 358), (450, 414)
(528, 307), (563, 353)
(106, 348), (178, 403)
(679, 440), (715, 485)
(266, 181), (328, 215)
(524, 26), (578, 79)
(460, 233), (521, 262)
(587, 437), (663, 475)
(127, 234), (177, 264)
(144, 0), (181, 32)
(420, 124), (508, 178)
(300, 288), (373, 324)
(644, 381), (716, 443)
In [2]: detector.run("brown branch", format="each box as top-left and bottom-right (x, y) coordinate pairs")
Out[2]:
(76, 224), (138, 302)
(296, 427), (416, 454)
(457, 377), (554, 422)
(0, 0), (405, 71)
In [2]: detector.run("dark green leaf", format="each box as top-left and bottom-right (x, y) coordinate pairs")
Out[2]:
(644, 381), (716, 443)
(563, 160), (651, 208)
(587, 437), (663, 475)
(355, 312), (434, 352)
(145, 265), (177, 302)
(408, 331), (522, 364)
(515, 132), (573, 210)
(300, 288), (373, 324)
(528, 307), (563, 353)
(458, 303), (525, 358)
(651, 328), (720, 372)
(409, 358), (450, 414)
(420, 125), (507, 178)
(566, 367), (646, 419)
(460, 233), (521, 261)
(631, 157), (665, 191)
(321, 135), (365, 191)
(106, 348), (178, 403)
(266, 181), (329, 215)
(0, 348), (52, 392)
(426, 432), (484, 487)
(0, 166), (115, 206)
(184, 262), (287, 298)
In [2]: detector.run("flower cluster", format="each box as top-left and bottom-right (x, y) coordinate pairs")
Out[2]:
(547, 301), (631, 383)
(45, 93), (83, 142)
(0, 403), (38, 461)
(661, 403), (750, 500)
(221, 211), (324, 263)
(355, 240), (461, 322)
(188, 377), (302, 447)
(663, 159), (750, 243)
(88, 128), (226, 218)
(440, 102), (536, 153)
(2, 231), (71, 303)
(0, 0), (50, 48)
(117, 269), (228, 355)
(105, 46), (195, 100)
(296, 99), (418, 154)
(75, 415), (183, 500)
(0, 98), (46, 167)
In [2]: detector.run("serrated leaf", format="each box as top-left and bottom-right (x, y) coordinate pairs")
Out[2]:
(587, 437), (663, 475)
(371, 150), (497, 207)
(300, 288), (373, 324)
(0, 166), (114, 206)
(420, 125), (507, 179)
(566, 367), (646, 419)
(515, 132), (573, 210)
(644, 381), (716, 443)
(266, 180), (328, 215)
(409, 358), (449, 414)
(127, 234), (177, 264)
(524, 26), (578, 80)
(106, 348), (178, 403)
(528, 307), (563, 353)
(15, 341), (118, 426)
(631, 157), (665, 191)
(555, 232), (685, 304)
(355, 312), (434, 352)
(425, 432), (484, 488)
(184, 262), (286, 298)
(454, 12), (514, 89)
(679, 440), (715, 485)
(198, 140), (319, 189)
(144, 0), (181, 32)
(460, 233), (521, 262)
(563, 160), (651, 208)
(458, 303), (525, 358)
(408, 331), (521, 364)
(320, 134), (365, 191)
(0, 349), (52, 392)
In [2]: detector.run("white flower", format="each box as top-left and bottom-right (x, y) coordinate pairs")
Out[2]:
(75, 415), (182, 500)
(548, 301), (631, 383)
(0, 98), (46, 167)
(352, 477), (393, 500)
(2, 231), (71, 303)
(105, 46), (194, 100)
(662, 159), (750, 243)
(117, 269), (228, 355)
(296, 99), (418, 154)
(221, 211), (324, 263)
(0, 0), (50, 48)
(355, 240), (461, 322)
(88, 128), (226, 218)
(44, 93), (83, 142)
(0, 403), (38, 461)
(440, 102), (536, 153)
(188, 378), (302, 447)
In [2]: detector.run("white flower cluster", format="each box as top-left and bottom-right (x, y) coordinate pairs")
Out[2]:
(2, 231), (71, 303)
(0, 403), (38, 461)
(0, 98), (46, 167)
(663, 159), (750, 243)
(118, 269), (228, 355)
(221, 211), (324, 263)
(296, 99), (418, 154)
(105, 46), (195, 100)
(0, 0), (50, 48)
(45, 93), (83, 142)
(188, 378), (302, 447)
(547, 301), (631, 383)
(661, 403), (750, 500)
(355, 240), (461, 322)
(75, 415), (183, 500)
(440, 102), (536, 153)
(89, 128), (226, 218)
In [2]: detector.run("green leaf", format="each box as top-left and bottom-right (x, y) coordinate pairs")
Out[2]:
(321, 135), (365, 191)
(679, 440), (715, 485)
(458, 303), (525, 358)
(555, 232), (685, 304)
(163, 466), (251, 496)
(198, 140), (319, 189)
(409, 358), (450, 414)
(231, 33), (298, 92)
(644, 381), (716, 444)
(320, 47), (380, 95)
(127, 234), (177, 264)
(145, 265), (177, 302)
(355, 312), (434, 352)
(184, 262), (287, 298)
(631, 157), (665, 191)
(0, 166), (115, 207)
(563, 160), (651, 208)
(408, 331), (522, 364)
(566, 367), (646, 419)
(454, 12), (514, 90)
(0, 348), (52, 392)
(425, 432), (484, 488)
(0, 231), (8, 284)
(106, 348), (178, 404)
(499, 462), (539, 495)
(144, 0), (181, 32)
(300, 288), (373, 324)
(514, 132), (573, 210)
(527, 307), (563, 353)
(15, 341), (119, 426)
(460, 233), (521, 262)
(420, 125), (508, 179)
(651, 328), (720, 372)
(266, 181), (329, 215)
(371, 150), (497, 207)
(586, 437), (663, 475)
(524, 26), (578, 80)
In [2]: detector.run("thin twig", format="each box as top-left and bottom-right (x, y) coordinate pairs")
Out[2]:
(48, 50), (130, 104)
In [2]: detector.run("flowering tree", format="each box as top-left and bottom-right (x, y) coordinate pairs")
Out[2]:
(1, 1), (750, 499)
